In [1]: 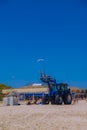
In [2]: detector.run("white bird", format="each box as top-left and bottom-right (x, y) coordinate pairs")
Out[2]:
(37, 58), (45, 62)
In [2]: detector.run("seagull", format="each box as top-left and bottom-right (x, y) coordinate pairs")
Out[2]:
(37, 58), (45, 62)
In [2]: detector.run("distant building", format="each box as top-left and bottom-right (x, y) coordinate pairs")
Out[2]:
(2, 85), (48, 101)
(2, 85), (48, 94)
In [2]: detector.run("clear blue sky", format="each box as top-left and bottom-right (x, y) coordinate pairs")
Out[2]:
(0, 0), (87, 88)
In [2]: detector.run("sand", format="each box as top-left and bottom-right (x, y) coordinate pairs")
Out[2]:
(0, 100), (87, 130)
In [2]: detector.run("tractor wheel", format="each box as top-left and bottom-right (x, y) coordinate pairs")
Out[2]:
(42, 96), (49, 104)
(51, 100), (55, 105)
(64, 94), (72, 105)
(55, 95), (63, 105)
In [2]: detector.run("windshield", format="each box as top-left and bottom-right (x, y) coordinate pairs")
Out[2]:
(56, 84), (68, 91)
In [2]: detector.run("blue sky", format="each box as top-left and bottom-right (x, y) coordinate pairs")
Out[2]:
(0, 0), (87, 88)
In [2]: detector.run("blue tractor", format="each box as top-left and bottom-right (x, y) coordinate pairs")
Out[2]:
(40, 74), (72, 105)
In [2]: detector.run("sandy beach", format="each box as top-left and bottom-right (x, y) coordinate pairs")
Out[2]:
(0, 100), (87, 130)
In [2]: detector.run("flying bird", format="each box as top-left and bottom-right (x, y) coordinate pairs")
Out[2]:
(37, 59), (45, 62)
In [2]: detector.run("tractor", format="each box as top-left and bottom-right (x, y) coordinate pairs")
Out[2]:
(40, 74), (72, 105)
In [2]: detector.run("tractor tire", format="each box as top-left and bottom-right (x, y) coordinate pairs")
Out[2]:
(64, 94), (72, 105)
(42, 96), (49, 104)
(55, 95), (63, 105)
(51, 100), (55, 105)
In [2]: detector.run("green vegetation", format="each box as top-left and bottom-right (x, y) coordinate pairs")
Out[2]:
(0, 84), (12, 101)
